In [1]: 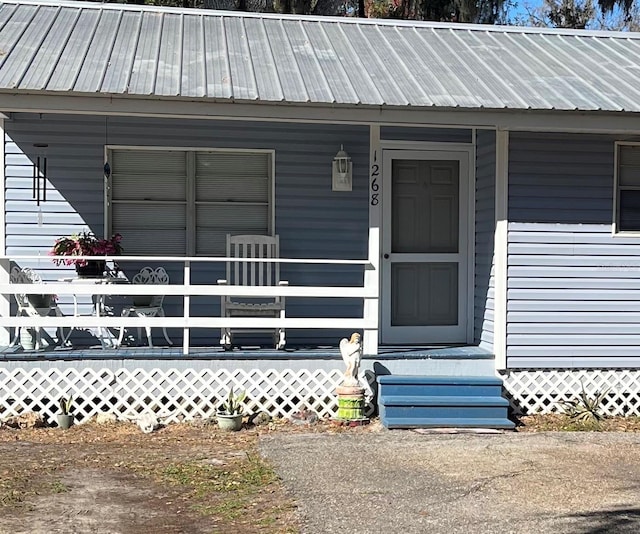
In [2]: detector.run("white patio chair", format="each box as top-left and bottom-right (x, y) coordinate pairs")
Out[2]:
(218, 234), (288, 350)
(10, 266), (64, 350)
(116, 266), (173, 348)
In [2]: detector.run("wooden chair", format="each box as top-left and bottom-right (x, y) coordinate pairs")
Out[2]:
(10, 266), (64, 350)
(218, 234), (287, 350)
(116, 266), (173, 348)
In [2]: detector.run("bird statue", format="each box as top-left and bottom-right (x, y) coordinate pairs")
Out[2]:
(340, 332), (362, 387)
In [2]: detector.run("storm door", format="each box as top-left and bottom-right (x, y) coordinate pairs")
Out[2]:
(381, 150), (470, 344)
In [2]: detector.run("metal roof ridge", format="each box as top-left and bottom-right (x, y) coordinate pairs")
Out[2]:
(6, 0), (640, 40)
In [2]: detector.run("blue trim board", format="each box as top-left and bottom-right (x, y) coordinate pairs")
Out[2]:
(0, 344), (494, 362)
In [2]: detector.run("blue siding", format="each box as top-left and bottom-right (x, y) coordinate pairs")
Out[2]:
(5, 113), (369, 345)
(380, 126), (471, 144)
(508, 132), (640, 368)
(475, 130), (495, 350)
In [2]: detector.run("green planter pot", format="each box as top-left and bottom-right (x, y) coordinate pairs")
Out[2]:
(337, 396), (365, 420)
(57, 414), (74, 429)
(217, 413), (243, 431)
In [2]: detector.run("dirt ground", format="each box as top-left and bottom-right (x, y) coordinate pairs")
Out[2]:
(0, 415), (638, 534)
(0, 419), (314, 534)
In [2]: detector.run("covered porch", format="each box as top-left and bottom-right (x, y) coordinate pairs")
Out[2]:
(0, 112), (496, 357)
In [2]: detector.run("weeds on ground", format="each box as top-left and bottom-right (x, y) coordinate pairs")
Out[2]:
(0, 475), (42, 510)
(156, 450), (285, 523)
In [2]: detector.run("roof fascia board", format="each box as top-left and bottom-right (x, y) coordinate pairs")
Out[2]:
(3, 93), (640, 134)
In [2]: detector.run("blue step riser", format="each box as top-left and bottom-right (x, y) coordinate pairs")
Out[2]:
(379, 396), (509, 408)
(379, 384), (504, 397)
(381, 405), (509, 419)
(381, 417), (515, 429)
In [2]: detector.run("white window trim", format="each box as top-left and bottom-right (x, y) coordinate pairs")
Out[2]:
(104, 145), (275, 255)
(613, 141), (640, 236)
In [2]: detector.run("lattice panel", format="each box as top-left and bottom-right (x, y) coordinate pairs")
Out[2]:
(0, 367), (376, 424)
(503, 369), (640, 416)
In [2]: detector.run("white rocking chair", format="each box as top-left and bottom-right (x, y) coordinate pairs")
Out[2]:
(10, 266), (64, 350)
(117, 266), (173, 348)
(218, 234), (288, 350)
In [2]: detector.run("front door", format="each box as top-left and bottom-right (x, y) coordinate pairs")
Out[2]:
(381, 150), (470, 344)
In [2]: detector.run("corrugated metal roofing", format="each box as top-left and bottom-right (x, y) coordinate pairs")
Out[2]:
(2, 0), (640, 112)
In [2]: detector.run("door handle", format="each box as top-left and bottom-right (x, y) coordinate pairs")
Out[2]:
(383, 253), (390, 259)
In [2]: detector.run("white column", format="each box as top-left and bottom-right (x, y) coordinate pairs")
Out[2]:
(0, 118), (9, 346)
(494, 129), (509, 370)
(363, 125), (381, 355)
(183, 259), (190, 355)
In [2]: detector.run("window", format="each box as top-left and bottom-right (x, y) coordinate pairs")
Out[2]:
(107, 148), (273, 256)
(615, 143), (640, 233)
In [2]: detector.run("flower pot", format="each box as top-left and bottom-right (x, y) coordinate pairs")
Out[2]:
(217, 413), (243, 431)
(19, 328), (36, 351)
(133, 295), (153, 307)
(76, 260), (106, 278)
(56, 414), (74, 429)
(28, 294), (53, 308)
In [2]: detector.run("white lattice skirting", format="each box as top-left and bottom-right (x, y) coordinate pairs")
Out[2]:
(503, 369), (640, 416)
(0, 367), (377, 424)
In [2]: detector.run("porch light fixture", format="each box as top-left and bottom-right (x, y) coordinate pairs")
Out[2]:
(32, 143), (48, 206)
(332, 145), (352, 191)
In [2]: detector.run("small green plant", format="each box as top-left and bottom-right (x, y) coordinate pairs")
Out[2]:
(217, 388), (246, 415)
(59, 395), (73, 415)
(559, 383), (609, 424)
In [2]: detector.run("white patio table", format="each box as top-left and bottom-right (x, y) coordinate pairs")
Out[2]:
(59, 275), (129, 348)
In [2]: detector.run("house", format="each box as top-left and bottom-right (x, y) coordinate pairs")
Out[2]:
(1, 0), (639, 426)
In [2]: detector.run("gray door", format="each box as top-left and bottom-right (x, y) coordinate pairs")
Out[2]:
(381, 150), (469, 344)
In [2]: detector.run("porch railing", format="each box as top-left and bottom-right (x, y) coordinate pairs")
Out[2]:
(0, 231), (380, 355)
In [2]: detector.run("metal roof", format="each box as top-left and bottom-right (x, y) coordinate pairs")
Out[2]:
(2, 0), (640, 113)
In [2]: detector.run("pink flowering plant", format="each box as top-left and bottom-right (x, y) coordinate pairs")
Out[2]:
(50, 231), (123, 266)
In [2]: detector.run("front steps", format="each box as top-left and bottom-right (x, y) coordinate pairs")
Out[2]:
(378, 375), (515, 430)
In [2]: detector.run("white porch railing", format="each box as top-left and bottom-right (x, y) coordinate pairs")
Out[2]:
(0, 231), (380, 355)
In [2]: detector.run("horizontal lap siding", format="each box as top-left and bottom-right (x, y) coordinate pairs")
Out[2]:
(475, 130), (495, 350)
(5, 113), (369, 345)
(507, 131), (640, 368)
(380, 126), (471, 143)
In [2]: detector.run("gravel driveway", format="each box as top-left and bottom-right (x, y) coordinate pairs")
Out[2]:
(259, 429), (640, 534)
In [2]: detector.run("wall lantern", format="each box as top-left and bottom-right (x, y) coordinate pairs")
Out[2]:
(332, 145), (352, 191)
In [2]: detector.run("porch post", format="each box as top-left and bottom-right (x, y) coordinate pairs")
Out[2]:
(363, 124), (381, 355)
(494, 129), (509, 370)
(183, 260), (190, 355)
(0, 117), (8, 346)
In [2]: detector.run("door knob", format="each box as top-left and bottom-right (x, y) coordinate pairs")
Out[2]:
(383, 253), (390, 259)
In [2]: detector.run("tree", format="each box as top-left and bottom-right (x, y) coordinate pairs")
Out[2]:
(515, 0), (640, 29)
(85, 0), (507, 22)
(365, 0), (507, 23)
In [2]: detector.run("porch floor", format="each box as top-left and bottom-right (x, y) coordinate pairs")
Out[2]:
(0, 343), (493, 361)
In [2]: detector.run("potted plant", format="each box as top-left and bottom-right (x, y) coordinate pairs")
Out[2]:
(57, 395), (74, 429)
(50, 231), (123, 277)
(216, 388), (246, 431)
(27, 293), (54, 308)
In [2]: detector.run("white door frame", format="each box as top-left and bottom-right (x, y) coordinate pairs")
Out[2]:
(380, 145), (474, 344)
